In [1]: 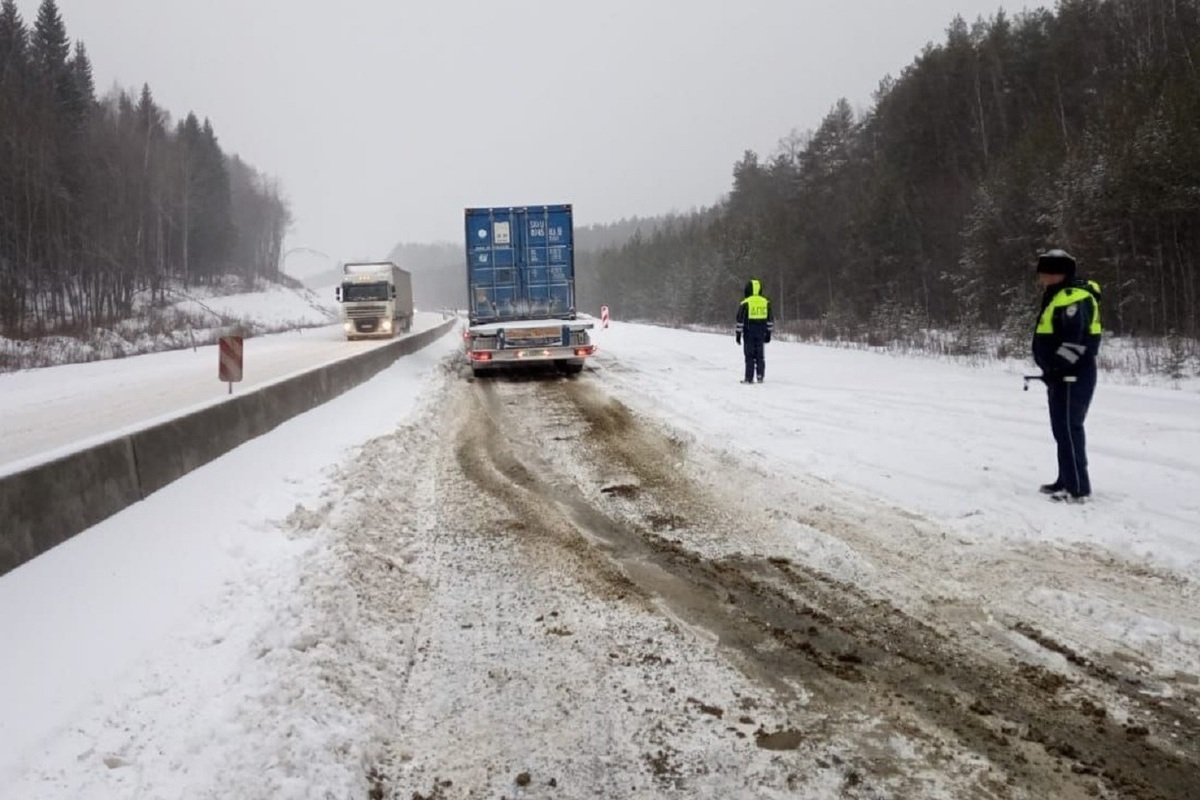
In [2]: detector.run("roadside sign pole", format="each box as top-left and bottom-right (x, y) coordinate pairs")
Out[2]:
(219, 335), (244, 394)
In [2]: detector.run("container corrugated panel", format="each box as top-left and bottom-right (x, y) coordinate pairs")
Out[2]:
(465, 204), (575, 324)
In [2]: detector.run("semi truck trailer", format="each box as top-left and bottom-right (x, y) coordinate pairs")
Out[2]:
(461, 204), (595, 376)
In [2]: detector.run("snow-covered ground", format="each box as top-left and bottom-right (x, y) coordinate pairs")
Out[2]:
(167, 280), (338, 329)
(595, 323), (1200, 574)
(0, 279), (339, 371)
(1, 315), (1198, 798)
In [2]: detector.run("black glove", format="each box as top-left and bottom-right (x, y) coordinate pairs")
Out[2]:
(764, 331), (772, 343)
(735, 333), (742, 345)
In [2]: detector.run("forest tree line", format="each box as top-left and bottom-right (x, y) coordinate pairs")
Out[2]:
(0, 0), (290, 339)
(579, 0), (1200, 347)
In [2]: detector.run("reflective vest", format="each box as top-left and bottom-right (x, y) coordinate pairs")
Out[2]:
(741, 279), (769, 321)
(742, 294), (769, 320)
(1036, 280), (1102, 335)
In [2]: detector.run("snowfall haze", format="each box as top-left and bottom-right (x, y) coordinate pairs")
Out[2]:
(43, 0), (1016, 271)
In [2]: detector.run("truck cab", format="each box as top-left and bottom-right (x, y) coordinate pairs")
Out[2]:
(336, 261), (414, 340)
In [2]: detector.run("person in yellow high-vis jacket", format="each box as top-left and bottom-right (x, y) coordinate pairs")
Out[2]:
(1032, 250), (1102, 502)
(735, 279), (773, 383)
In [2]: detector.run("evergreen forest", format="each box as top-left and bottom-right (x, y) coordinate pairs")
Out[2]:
(577, 0), (1200, 356)
(0, 0), (291, 338)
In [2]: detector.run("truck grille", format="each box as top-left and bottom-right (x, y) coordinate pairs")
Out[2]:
(347, 304), (386, 319)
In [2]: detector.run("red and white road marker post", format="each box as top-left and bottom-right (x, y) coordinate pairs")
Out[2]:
(600, 305), (610, 329)
(218, 335), (243, 395)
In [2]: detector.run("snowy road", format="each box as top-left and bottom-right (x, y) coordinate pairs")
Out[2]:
(0, 312), (446, 474)
(340, 366), (1198, 798)
(2, 324), (1198, 799)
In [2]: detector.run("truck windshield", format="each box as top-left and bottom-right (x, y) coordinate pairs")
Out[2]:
(343, 282), (389, 301)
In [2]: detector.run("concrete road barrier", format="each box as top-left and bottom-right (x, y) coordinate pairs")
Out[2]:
(0, 319), (455, 577)
(131, 390), (273, 498)
(0, 437), (141, 576)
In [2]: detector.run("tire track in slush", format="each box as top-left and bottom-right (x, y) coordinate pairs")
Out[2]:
(463, 371), (1199, 800)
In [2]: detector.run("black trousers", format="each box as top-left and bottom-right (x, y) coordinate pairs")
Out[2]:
(1046, 367), (1096, 496)
(743, 334), (765, 382)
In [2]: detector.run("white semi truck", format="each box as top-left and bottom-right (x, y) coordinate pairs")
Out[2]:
(335, 261), (414, 340)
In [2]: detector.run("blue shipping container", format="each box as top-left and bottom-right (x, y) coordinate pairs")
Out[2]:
(465, 204), (575, 325)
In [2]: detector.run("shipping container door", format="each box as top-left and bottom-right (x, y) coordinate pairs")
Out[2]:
(466, 205), (574, 323)
(466, 208), (520, 322)
(521, 206), (574, 318)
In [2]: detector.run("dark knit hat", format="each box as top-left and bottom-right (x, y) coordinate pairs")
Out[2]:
(1037, 249), (1076, 278)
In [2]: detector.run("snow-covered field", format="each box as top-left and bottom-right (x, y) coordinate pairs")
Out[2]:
(598, 324), (1200, 574)
(0, 280), (339, 371)
(1, 313), (1198, 798)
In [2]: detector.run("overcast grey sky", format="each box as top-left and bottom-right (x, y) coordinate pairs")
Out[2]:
(42, 0), (1017, 269)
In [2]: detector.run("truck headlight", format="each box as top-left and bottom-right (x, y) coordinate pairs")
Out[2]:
(343, 323), (353, 332)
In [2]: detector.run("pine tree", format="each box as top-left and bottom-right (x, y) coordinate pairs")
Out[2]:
(135, 83), (168, 298)
(31, 0), (67, 75)
(176, 112), (202, 285)
(1162, 330), (1189, 382)
(0, 0), (28, 79)
(0, 0), (29, 333)
(69, 40), (93, 106)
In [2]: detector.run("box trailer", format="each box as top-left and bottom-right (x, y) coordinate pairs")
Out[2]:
(462, 205), (595, 376)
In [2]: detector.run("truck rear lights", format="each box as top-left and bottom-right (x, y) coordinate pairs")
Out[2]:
(574, 346), (596, 356)
(469, 351), (493, 361)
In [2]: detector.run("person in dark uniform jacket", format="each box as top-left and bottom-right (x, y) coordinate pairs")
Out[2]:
(1032, 250), (1102, 502)
(736, 279), (773, 383)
